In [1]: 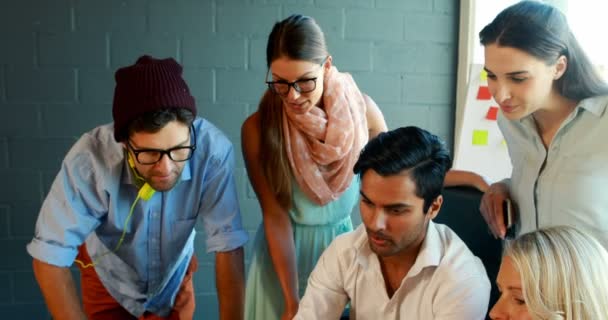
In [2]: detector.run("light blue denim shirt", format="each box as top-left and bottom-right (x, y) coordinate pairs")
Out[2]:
(499, 95), (608, 248)
(27, 117), (248, 316)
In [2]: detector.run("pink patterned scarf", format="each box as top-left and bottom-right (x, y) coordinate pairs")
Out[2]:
(282, 66), (368, 205)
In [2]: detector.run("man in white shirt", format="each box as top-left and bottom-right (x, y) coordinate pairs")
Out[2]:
(295, 126), (491, 320)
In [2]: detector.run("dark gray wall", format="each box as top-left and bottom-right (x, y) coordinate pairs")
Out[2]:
(0, 0), (459, 318)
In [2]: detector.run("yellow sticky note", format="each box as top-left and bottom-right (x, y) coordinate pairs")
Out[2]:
(480, 69), (488, 82)
(472, 130), (489, 146)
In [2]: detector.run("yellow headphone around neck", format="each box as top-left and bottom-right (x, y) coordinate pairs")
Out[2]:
(74, 152), (156, 269)
(127, 153), (156, 200)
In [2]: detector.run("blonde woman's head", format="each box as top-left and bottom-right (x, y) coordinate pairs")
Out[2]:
(490, 226), (608, 320)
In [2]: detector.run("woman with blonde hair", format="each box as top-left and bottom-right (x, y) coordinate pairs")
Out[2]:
(490, 226), (608, 319)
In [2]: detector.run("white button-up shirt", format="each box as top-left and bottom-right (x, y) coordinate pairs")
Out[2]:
(499, 95), (608, 248)
(295, 221), (490, 320)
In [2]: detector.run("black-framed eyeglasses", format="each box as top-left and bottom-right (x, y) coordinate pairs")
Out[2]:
(127, 125), (197, 165)
(265, 56), (328, 97)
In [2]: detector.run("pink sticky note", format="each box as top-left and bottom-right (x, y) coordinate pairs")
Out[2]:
(486, 106), (499, 120)
(476, 86), (492, 100)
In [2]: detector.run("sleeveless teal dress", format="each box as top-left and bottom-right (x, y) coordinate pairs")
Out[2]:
(244, 177), (360, 319)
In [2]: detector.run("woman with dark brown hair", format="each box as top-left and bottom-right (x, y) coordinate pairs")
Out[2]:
(479, 1), (608, 247)
(242, 14), (488, 320)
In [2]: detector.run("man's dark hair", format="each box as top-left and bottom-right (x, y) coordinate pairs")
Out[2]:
(353, 126), (452, 212)
(127, 108), (194, 138)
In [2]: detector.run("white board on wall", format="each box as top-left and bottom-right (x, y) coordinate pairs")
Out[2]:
(453, 64), (512, 183)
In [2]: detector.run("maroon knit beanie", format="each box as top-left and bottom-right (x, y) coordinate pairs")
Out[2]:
(112, 55), (197, 141)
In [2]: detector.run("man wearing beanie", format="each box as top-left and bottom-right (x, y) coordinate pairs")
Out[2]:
(27, 55), (248, 320)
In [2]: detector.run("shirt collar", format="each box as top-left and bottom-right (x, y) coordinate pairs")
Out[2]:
(577, 95), (608, 117)
(405, 220), (441, 278)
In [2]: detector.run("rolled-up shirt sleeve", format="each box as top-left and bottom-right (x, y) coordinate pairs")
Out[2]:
(27, 149), (103, 267)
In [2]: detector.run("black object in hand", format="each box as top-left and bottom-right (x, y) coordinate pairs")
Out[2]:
(503, 199), (517, 239)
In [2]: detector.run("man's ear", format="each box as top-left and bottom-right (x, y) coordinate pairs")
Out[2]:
(426, 195), (443, 220)
(122, 143), (136, 169)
